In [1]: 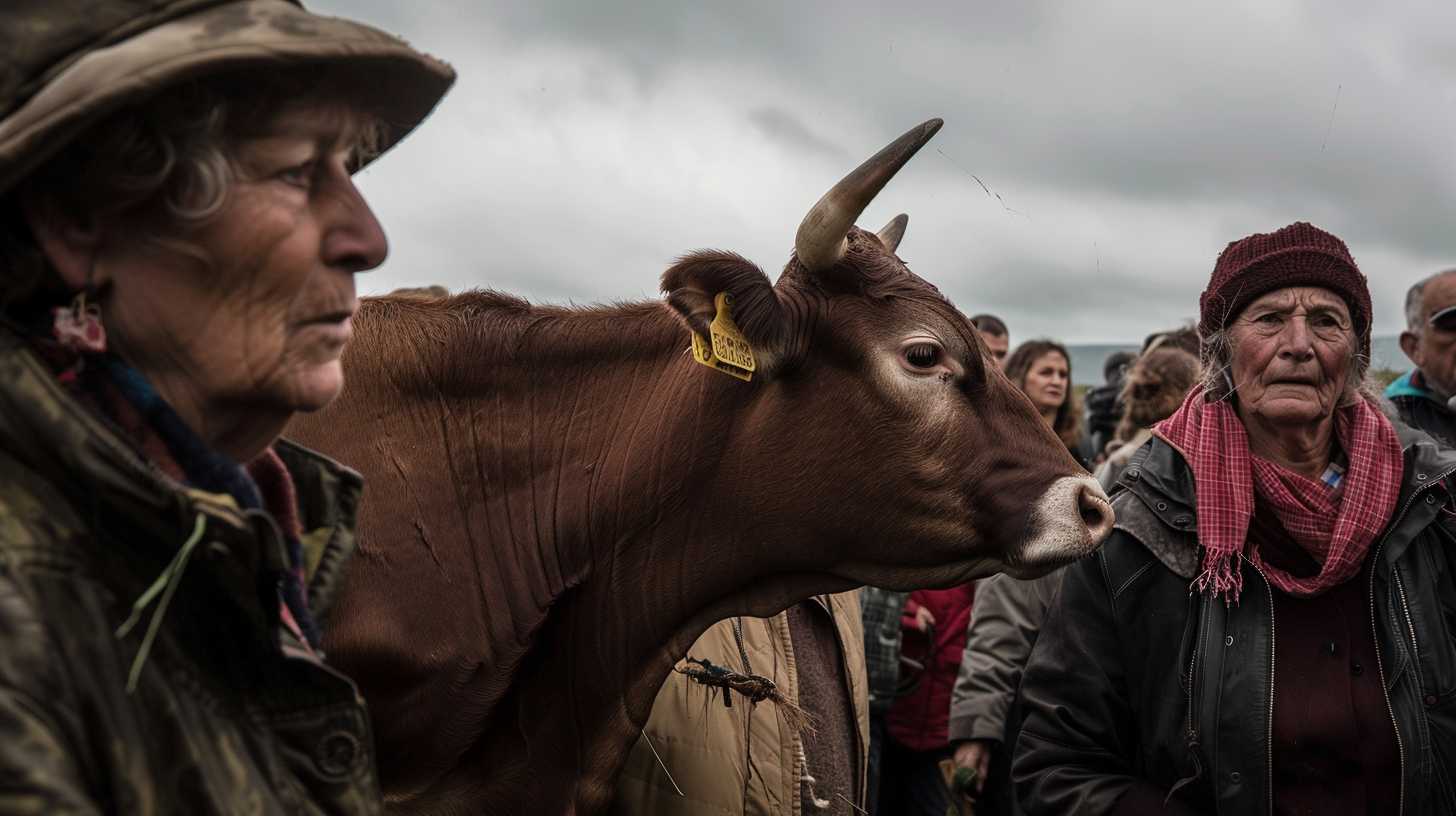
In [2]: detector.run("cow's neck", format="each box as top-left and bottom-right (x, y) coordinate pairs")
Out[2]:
(349, 295), (817, 812)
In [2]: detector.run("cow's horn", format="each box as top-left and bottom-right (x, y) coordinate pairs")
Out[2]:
(876, 213), (909, 253)
(794, 119), (943, 272)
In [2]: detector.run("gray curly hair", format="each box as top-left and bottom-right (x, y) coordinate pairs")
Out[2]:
(0, 68), (382, 315)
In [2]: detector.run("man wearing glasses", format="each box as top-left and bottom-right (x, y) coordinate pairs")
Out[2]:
(1388, 269), (1456, 445)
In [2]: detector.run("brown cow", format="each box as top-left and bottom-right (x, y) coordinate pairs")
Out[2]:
(286, 119), (1114, 815)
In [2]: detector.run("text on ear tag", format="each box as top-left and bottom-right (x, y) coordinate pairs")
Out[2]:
(688, 292), (756, 381)
(709, 292), (757, 374)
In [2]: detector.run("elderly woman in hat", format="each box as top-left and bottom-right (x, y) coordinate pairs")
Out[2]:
(1012, 222), (1456, 815)
(0, 1), (450, 811)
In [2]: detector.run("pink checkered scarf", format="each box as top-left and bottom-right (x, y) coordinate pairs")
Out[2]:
(1153, 386), (1403, 603)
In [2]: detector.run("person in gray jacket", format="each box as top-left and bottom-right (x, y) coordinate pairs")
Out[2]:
(947, 572), (1063, 815)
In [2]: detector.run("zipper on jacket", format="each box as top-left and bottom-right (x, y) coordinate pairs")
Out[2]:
(1244, 556), (1276, 816)
(1392, 570), (1422, 695)
(1374, 463), (1456, 816)
(1392, 567), (1425, 816)
(1370, 539), (1407, 816)
(1183, 596), (1207, 744)
(1362, 464), (1454, 816)
(1166, 592), (1209, 805)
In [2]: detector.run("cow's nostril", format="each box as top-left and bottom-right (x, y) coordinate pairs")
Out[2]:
(1076, 482), (1115, 541)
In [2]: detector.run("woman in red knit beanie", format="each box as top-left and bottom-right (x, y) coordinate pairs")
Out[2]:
(1013, 221), (1456, 815)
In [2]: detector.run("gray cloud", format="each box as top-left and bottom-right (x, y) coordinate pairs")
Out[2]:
(746, 107), (850, 161)
(318, 0), (1456, 344)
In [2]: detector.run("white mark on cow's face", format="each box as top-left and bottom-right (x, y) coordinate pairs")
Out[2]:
(863, 326), (977, 428)
(1010, 475), (1114, 576)
(868, 316), (981, 386)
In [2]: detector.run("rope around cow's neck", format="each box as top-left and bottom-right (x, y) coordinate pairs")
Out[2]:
(674, 657), (811, 724)
(674, 617), (835, 809)
(674, 618), (812, 734)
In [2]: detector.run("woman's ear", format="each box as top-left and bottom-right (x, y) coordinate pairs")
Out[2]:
(20, 192), (103, 290)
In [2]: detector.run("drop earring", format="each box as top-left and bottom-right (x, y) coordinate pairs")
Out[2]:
(52, 274), (106, 354)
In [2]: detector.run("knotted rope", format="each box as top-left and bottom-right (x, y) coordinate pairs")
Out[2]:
(673, 656), (812, 736)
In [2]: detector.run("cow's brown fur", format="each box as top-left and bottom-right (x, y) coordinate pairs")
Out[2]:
(286, 228), (1091, 815)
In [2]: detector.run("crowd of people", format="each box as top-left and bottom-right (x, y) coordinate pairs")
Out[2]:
(865, 239), (1456, 816)
(621, 228), (1456, 816)
(2, 4), (1456, 816)
(864, 312), (1205, 816)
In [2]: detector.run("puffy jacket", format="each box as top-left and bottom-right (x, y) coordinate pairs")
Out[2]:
(611, 593), (870, 815)
(1014, 429), (1456, 816)
(0, 331), (380, 813)
(887, 584), (976, 751)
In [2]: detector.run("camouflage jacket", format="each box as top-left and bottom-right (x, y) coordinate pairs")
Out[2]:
(0, 329), (381, 814)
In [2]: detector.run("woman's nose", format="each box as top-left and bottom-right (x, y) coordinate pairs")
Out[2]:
(321, 173), (389, 273)
(1280, 318), (1315, 359)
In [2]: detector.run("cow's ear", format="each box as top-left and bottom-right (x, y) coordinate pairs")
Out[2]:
(662, 251), (789, 375)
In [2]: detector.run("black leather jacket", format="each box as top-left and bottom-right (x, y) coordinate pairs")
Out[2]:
(1012, 426), (1456, 816)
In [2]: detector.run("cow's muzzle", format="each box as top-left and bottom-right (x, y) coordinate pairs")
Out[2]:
(1012, 475), (1114, 576)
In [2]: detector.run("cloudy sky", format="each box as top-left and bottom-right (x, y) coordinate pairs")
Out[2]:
(316, 0), (1455, 344)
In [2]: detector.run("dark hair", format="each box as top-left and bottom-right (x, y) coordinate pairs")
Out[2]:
(969, 313), (1007, 337)
(1102, 350), (1136, 383)
(1004, 339), (1081, 451)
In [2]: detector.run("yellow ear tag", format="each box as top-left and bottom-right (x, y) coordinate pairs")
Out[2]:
(689, 292), (757, 382)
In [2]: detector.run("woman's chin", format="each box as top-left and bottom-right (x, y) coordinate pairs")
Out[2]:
(282, 363), (347, 414)
(1252, 397), (1331, 428)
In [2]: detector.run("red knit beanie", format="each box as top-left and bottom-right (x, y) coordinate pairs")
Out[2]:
(1198, 221), (1371, 354)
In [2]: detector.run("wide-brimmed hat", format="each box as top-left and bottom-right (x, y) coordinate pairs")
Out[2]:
(0, 0), (455, 197)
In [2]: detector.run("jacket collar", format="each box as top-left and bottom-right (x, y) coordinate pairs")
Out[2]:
(1384, 369), (1448, 406)
(1112, 419), (1456, 577)
(0, 328), (362, 620)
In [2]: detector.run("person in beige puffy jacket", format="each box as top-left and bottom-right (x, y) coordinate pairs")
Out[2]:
(612, 593), (870, 815)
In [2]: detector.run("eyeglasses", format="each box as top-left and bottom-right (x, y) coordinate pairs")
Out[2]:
(1429, 306), (1456, 333)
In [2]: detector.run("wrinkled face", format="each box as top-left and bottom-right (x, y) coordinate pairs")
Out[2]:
(730, 231), (1111, 586)
(980, 330), (1009, 369)
(98, 106), (385, 427)
(1021, 351), (1069, 414)
(1404, 273), (1456, 397)
(1228, 286), (1355, 429)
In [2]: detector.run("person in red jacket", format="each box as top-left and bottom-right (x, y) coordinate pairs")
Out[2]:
(879, 583), (977, 815)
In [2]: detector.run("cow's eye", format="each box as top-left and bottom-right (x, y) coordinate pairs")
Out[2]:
(903, 342), (942, 369)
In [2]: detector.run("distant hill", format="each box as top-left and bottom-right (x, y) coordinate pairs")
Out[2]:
(1066, 335), (1408, 387)
(1064, 344), (1139, 386)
